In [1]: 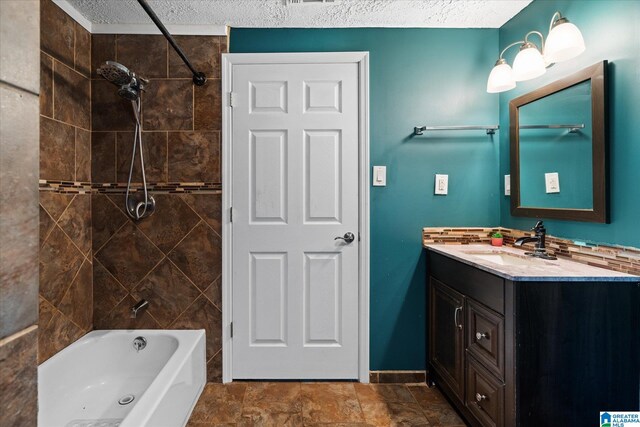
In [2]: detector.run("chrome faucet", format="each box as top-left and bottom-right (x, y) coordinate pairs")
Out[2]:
(131, 299), (149, 318)
(514, 221), (557, 260)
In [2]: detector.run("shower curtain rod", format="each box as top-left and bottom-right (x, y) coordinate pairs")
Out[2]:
(136, 0), (207, 86)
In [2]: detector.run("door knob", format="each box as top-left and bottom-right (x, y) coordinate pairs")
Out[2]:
(335, 232), (355, 244)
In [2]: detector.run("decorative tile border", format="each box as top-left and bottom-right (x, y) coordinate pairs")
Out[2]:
(39, 180), (91, 193)
(39, 180), (222, 194)
(93, 182), (222, 194)
(423, 227), (640, 276)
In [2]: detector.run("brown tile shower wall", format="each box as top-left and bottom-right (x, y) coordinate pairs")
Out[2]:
(1, 1), (40, 425)
(38, 0), (93, 364)
(90, 34), (225, 382)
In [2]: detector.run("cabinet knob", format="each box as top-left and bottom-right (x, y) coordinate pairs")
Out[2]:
(475, 332), (488, 340)
(476, 393), (487, 402)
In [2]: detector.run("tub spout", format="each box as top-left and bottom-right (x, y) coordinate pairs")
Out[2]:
(131, 299), (149, 318)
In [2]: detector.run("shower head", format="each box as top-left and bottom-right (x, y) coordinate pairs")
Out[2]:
(97, 61), (148, 101)
(97, 61), (133, 86)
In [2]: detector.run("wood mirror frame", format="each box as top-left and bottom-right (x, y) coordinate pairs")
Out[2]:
(509, 61), (608, 223)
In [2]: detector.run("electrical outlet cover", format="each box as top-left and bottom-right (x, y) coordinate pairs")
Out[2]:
(505, 174), (511, 196)
(545, 172), (560, 193)
(435, 174), (448, 195)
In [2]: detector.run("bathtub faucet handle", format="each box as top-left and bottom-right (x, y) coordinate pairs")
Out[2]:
(131, 299), (149, 318)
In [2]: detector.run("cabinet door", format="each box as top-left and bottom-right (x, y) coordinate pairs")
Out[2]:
(429, 277), (465, 400)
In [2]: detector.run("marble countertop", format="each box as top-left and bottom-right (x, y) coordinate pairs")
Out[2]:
(425, 244), (640, 282)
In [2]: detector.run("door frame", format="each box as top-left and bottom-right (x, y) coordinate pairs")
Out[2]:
(221, 52), (370, 383)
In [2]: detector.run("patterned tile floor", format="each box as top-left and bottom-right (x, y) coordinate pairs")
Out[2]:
(187, 382), (466, 426)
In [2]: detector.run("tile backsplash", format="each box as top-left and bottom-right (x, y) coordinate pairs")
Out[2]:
(423, 227), (640, 276)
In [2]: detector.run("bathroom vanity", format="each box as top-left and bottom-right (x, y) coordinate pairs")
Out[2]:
(425, 244), (639, 427)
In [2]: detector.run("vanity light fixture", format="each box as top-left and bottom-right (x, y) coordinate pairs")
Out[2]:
(486, 11), (585, 93)
(544, 12), (586, 63)
(512, 33), (547, 81)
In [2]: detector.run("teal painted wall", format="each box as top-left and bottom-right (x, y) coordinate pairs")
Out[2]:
(230, 28), (500, 369)
(499, 0), (640, 247)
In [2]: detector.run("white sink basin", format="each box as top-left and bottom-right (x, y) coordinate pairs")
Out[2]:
(463, 251), (543, 266)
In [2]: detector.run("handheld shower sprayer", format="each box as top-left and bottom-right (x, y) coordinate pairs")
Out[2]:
(97, 61), (148, 100)
(97, 61), (155, 220)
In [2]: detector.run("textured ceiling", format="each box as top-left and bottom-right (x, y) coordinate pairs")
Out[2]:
(63, 0), (532, 29)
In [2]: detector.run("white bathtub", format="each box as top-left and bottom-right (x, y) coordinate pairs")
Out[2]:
(38, 330), (206, 427)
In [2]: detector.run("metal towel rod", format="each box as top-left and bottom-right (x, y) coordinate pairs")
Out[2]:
(520, 124), (585, 133)
(413, 123), (585, 136)
(414, 125), (500, 136)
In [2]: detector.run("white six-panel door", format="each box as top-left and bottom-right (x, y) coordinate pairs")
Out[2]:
(231, 62), (360, 379)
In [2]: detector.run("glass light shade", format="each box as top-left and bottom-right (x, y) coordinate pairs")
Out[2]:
(512, 44), (546, 81)
(544, 20), (586, 63)
(487, 61), (516, 93)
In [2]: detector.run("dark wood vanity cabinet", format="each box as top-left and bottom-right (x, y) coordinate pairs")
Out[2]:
(429, 278), (465, 400)
(427, 250), (639, 427)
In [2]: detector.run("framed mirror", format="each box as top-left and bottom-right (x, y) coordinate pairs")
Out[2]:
(509, 61), (608, 222)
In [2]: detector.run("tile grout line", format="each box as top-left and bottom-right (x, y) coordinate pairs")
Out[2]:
(46, 244), (87, 324)
(201, 273), (222, 311)
(40, 114), (92, 134)
(92, 216), (129, 255)
(74, 128), (78, 182)
(351, 382), (367, 424)
(165, 254), (209, 301)
(132, 197), (204, 259)
(54, 200), (93, 262)
(93, 256), (130, 297)
(38, 296), (60, 336)
(39, 202), (62, 247)
(166, 291), (205, 329)
(406, 384), (430, 420)
(128, 254), (167, 296)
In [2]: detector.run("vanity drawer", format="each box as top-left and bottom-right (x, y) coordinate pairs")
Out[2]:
(466, 356), (504, 427)
(428, 251), (504, 314)
(466, 300), (504, 379)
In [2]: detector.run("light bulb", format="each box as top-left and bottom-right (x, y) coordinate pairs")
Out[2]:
(512, 42), (546, 81)
(487, 59), (516, 93)
(544, 18), (585, 63)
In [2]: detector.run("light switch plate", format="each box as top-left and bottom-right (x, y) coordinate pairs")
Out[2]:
(505, 174), (511, 196)
(545, 172), (560, 193)
(434, 174), (448, 195)
(373, 166), (386, 186)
